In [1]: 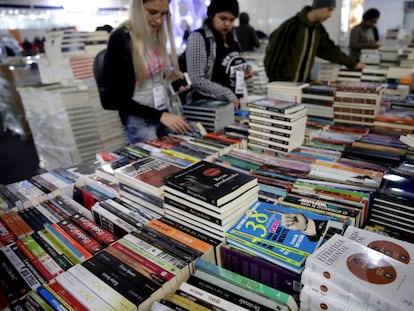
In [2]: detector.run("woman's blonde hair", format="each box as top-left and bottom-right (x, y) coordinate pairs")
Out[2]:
(122, 0), (179, 85)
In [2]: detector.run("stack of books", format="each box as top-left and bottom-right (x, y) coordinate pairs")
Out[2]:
(301, 85), (336, 119)
(336, 69), (362, 82)
(246, 97), (307, 154)
(373, 109), (414, 134)
(182, 99), (234, 133)
(301, 233), (413, 311)
(114, 156), (183, 215)
(333, 81), (385, 126)
(379, 46), (400, 67)
(225, 200), (336, 274)
(359, 49), (381, 66)
(361, 67), (387, 83)
(316, 62), (340, 82)
(266, 81), (309, 103)
(367, 162), (414, 243)
(163, 160), (259, 240)
(152, 258), (299, 311)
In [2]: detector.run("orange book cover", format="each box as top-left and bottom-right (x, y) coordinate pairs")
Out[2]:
(375, 111), (414, 125)
(313, 160), (383, 179)
(51, 223), (92, 260)
(146, 219), (213, 254)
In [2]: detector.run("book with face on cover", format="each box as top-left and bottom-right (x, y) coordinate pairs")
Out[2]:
(305, 234), (414, 311)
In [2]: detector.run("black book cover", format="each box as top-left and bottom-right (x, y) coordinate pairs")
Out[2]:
(164, 161), (257, 206)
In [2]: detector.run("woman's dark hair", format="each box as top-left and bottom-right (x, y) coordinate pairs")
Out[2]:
(363, 8), (380, 21)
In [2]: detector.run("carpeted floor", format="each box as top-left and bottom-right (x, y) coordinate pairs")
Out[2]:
(0, 127), (41, 185)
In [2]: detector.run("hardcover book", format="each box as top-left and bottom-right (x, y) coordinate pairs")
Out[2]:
(163, 160), (258, 206)
(305, 234), (414, 311)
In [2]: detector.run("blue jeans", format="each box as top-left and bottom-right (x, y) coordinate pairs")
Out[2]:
(123, 115), (170, 144)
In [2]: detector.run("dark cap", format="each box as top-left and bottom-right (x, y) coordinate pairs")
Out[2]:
(207, 0), (240, 18)
(312, 0), (336, 9)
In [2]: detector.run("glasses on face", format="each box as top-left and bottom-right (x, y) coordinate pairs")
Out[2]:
(144, 7), (170, 20)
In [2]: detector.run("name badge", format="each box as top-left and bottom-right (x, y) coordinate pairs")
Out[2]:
(153, 85), (167, 110)
(235, 70), (245, 95)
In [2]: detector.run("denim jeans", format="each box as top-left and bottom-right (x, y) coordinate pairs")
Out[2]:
(123, 115), (169, 145)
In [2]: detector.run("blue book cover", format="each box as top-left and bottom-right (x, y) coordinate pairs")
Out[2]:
(227, 201), (330, 256)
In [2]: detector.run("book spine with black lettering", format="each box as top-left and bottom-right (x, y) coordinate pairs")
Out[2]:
(113, 239), (179, 281)
(55, 271), (115, 310)
(68, 264), (137, 311)
(186, 273), (276, 311)
(138, 226), (198, 263)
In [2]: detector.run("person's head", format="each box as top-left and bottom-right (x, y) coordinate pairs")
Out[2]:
(206, 0), (239, 36)
(309, 0), (336, 23)
(362, 8), (380, 28)
(126, 0), (178, 84)
(239, 12), (250, 25)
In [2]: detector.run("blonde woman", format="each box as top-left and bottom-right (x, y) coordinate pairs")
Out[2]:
(105, 0), (191, 144)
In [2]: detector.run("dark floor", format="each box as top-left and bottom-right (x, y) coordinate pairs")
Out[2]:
(0, 126), (41, 185)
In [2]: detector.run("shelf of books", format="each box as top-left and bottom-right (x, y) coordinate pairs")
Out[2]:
(1, 78), (414, 311)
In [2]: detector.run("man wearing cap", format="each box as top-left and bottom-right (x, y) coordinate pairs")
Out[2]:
(264, 0), (365, 82)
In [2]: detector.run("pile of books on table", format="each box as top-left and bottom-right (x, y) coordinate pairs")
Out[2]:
(246, 97), (307, 154)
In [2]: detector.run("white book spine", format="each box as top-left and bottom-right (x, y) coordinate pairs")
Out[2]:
(34, 203), (62, 224)
(92, 203), (136, 233)
(55, 271), (116, 311)
(178, 282), (250, 311)
(68, 264), (137, 311)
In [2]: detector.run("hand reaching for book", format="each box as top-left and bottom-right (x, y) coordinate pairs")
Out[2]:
(160, 112), (192, 134)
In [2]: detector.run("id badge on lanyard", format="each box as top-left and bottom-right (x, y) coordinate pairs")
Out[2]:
(152, 74), (167, 110)
(235, 70), (246, 96)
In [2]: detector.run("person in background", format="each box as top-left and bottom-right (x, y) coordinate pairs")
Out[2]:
(349, 8), (381, 62)
(104, 0), (191, 144)
(264, 0), (365, 82)
(236, 12), (260, 52)
(96, 24), (114, 34)
(185, 0), (253, 110)
(181, 20), (191, 45)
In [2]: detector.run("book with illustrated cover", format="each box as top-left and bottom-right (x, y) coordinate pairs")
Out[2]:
(305, 234), (414, 311)
(227, 201), (331, 257)
(115, 157), (183, 196)
(343, 226), (413, 264)
(164, 160), (257, 206)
